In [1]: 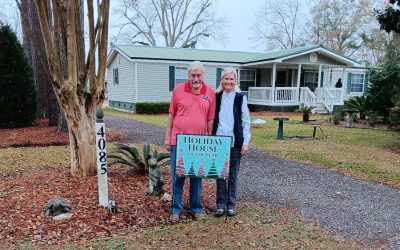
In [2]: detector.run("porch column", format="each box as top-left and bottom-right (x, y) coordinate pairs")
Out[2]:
(297, 64), (301, 102)
(272, 63), (276, 102)
(341, 67), (346, 100)
(317, 64), (323, 88)
(341, 67), (346, 82)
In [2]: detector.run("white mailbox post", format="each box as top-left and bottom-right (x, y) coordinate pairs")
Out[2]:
(95, 108), (108, 207)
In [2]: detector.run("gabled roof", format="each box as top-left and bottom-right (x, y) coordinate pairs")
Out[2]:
(107, 44), (361, 67)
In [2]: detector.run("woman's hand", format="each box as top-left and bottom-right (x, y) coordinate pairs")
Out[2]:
(241, 145), (249, 156)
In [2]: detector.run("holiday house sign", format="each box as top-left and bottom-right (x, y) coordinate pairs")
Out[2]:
(175, 134), (232, 179)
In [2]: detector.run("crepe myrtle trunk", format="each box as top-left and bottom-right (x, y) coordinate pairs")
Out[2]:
(63, 95), (97, 177)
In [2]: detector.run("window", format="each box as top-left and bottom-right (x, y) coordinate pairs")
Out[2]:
(239, 69), (256, 91)
(175, 67), (187, 85)
(113, 68), (119, 85)
(351, 73), (364, 92)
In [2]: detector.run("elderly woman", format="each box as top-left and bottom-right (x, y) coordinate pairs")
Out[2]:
(212, 67), (251, 217)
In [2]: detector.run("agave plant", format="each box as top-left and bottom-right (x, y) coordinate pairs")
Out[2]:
(108, 143), (170, 174)
(297, 105), (315, 122)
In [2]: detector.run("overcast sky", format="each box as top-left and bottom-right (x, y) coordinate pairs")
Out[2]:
(196, 0), (265, 52)
(109, 0), (266, 53)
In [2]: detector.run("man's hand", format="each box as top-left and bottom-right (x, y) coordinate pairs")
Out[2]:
(241, 145), (249, 156)
(164, 137), (170, 151)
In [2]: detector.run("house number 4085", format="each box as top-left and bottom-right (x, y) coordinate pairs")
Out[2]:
(96, 126), (107, 174)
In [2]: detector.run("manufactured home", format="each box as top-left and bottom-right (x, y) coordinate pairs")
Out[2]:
(106, 45), (367, 113)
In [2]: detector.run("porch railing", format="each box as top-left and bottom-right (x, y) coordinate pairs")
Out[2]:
(299, 87), (316, 108)
(275, 87), (298, 103)
(248, 87), (273, 103)
(315, 87), (334, 113)
(326, 88), (343, 104)
(247, 87), (341, 110)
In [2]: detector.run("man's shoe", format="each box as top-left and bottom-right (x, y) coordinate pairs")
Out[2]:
(227, 209), (236, 217)
(194, 213), (206, 220)
(214, 209), (225, 217)
(169, 214), (180, 222)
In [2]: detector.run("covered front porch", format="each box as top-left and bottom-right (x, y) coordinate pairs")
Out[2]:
(237, 47), (362, 113)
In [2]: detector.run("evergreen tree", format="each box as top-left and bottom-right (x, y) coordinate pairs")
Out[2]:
(206, 160), (219, 178)
(371, 1), (400, 123)
(367, 51), (400, 119)
(0, 24), (37, 128)
(187, 162), (196, 177)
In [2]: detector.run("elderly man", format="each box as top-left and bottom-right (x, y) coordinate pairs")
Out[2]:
(165, 61), (215, 222)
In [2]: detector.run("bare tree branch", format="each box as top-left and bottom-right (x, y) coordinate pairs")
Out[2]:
(113, 0), (225, 47)
(252, 0), (305, 51)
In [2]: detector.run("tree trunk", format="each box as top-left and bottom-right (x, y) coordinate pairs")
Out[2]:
(20, 0), (63, 127)
(65, 104), (97, 177)
(56, 110), (68, 132)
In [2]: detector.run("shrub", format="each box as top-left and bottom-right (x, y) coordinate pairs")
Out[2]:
(366, 112), (379, 127)
(335, 107), (347, 121)
(135, 102), (169, 114)
(388, 107), (400, 127)
(0, 25), (37, 128)
(332, 113), (341, 125)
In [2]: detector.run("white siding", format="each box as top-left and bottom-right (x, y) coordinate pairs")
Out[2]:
(137, 62), (171, 102)
(322, 68), (366, 100)
(136, 62), (226, 102)
(106, 53), (136, 103)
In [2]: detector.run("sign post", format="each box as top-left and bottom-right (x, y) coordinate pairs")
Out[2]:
(95, 108), (108, 207)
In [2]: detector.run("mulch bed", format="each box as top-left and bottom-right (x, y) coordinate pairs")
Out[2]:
(0, 119), (216, 246)
(0, 119), (124, 148)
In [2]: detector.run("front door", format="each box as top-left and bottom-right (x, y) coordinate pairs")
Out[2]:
(276, 70), (287, 87)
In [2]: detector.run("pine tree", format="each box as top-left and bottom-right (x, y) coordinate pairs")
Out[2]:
(176, 149), (186, 177)
(206, 159), (219, 178)
(198, 160), (205, 177)
(221, 153), (230, 179)
(187, 162), (196, 177)
(0, 24), (37, 128)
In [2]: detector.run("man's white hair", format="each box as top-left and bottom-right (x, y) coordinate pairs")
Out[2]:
(187, 61), (204, 73)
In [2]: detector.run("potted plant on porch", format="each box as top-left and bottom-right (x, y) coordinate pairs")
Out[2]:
(297, 106), (315, 122)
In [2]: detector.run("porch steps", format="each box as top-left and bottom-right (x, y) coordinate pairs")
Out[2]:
(313, 103), (330, 114)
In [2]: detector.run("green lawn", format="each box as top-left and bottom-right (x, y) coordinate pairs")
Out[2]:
(104, 108), (400, 187)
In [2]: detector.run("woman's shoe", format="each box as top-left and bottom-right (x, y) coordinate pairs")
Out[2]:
(227, 209), (236, 217)
(214, 208), (225, 217)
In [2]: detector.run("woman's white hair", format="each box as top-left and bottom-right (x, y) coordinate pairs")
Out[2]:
(216, 67), (241, 93)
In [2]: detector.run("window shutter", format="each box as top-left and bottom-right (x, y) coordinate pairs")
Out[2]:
(320, 72), (324, 87)
(216, 68), (222, 88)
(169, 66), (175, 91)
(347, 73), (352, 94)
(363, 72), (368, 94)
